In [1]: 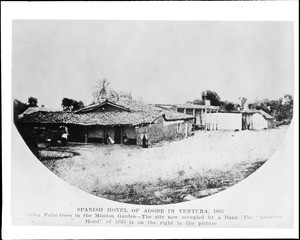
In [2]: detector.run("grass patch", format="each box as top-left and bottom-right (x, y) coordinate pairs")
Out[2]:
(92, 160), (266, 205)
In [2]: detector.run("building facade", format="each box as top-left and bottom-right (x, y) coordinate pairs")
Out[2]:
(17, 100), (195, 146)
(155, 101), (220, 130)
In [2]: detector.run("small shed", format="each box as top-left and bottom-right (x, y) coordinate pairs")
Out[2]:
(259, 109), (276, 128)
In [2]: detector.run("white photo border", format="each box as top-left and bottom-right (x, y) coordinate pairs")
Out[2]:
(2, 1), (299, 239)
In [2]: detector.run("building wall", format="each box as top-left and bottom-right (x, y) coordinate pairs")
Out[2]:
(86, 120), (195, 145)
(205, 112), (218, 130)
(268, 120), (276, 129)
(124, 126), (138, 139)
(135, 117), (193, 146)
(212, 113), (242, 130)
(88, 126), (104, 138)
(19, 118), (194, 146)
(87, 126), (105, 143)
(252, 113), (268, 130)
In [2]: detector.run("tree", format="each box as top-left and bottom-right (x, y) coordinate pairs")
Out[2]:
(14, 97), (39, 122)
(248, 103), (255, 110)
(72, 100), (85, 111)
(109, 89), (120, 101)
(247, 94), (293, 122)
(201, 90), (222, 106)
(92, 79), (134, 103)
(276, 94), (293, 122)
(224, 102), (236, 111)
(119, 91), (133, 101)
(61, 98), (85, 112)
(28, 96), (38, 107)
(62, 98), (74, 111)
(13, 99), (29, 122)
(193, 98), (204, 105)
(92, 78), (110, 103)
(239, 97), (247, 110)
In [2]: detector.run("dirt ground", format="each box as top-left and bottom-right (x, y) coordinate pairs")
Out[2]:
(40, 125), (289, 204)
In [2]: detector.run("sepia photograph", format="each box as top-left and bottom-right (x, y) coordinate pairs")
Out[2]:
(13, 20), (294, 204)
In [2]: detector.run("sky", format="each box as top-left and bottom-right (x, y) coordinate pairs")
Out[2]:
(12, 21), (294, 110)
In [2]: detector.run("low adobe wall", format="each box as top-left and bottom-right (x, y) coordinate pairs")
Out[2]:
(135, 117), (193, 146)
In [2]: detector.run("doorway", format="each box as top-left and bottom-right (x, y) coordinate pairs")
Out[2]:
(114, 127), (122, 144)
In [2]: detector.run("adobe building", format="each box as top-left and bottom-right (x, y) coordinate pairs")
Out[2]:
(17, 100), (195, 146)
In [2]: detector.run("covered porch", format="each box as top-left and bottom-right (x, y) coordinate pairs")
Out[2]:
(176, 104), (220, 130)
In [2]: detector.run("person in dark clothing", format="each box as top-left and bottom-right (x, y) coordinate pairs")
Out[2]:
(142, 134), (148, 148)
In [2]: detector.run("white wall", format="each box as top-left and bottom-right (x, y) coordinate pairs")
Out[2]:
(211, 113), (242, 131)
(205, 112), (218, 130)
(252, 113), (268, 130)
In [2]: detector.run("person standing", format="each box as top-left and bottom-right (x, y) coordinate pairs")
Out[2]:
(123, 133), (129, 145)
(61, 131), (68, 146)
(142, 134), (148, 148)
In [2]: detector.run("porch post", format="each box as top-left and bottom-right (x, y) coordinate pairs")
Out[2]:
(84, 126), (88, 143)
(209, 108), (212, 130)
(192, 108), (196, 125)
(185, 122), (188, 138)
(216, 110), (218, 130)
(120, 127), (124, 145)
(103, 127), (106, 144)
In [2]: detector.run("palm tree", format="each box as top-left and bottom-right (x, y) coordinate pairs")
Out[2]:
(239, 97), (247, 110)
(92, 78), (110, 103)
(109, 89), (120, 101)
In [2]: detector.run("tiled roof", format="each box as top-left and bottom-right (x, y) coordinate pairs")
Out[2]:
(233, 109), (274, 120)
(163, 110), (195, 121)
(19, 111), (162, 126)
(19, 100), (195, 126)
(18, 107), (59, 119)
(76, 100), (160, 113)
(259, 110), (274, 120)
